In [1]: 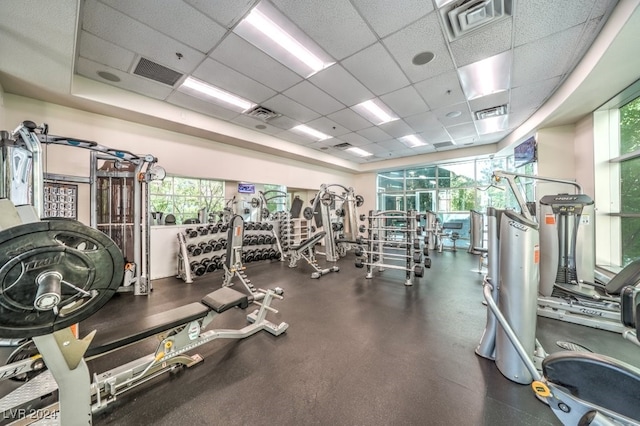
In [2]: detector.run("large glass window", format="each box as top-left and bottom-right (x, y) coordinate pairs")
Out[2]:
(149, 176), (224, 224)
(619, 96), (640, 264)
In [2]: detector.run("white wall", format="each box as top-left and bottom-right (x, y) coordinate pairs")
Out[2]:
(535, 125), (579, 198)
(574, 115), (595, 197)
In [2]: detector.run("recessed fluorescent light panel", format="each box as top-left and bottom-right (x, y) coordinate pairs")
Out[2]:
(352, 100), (399, 125)
(291, 125), (331, 141)
(399, 135), (427, 148)
(346, 147), (373, 157)
(179, 77), (255, 112)
(235, 1), (334, 78)
(457, 50), (512, 100)
(475, 115), (509, 135)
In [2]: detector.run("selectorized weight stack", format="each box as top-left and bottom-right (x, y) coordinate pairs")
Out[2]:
(354, 210), (431, 286)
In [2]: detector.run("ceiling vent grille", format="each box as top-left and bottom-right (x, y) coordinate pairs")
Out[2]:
(475, 104), (508, 120)
(433, 141), (455, 149)
(133, 57), (183, 86)
(245, 106), (281, 121)
(440, 0), (512, 41)
(333, 142), (352, 150)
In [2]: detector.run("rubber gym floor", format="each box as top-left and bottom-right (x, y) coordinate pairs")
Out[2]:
(3, 251), (639, 425)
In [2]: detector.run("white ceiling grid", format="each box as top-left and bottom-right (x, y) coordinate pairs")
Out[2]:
(73, 0), (618, 164)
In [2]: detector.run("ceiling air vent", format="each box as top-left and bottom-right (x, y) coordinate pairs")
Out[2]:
(333, 142), (352, 150)
(433, 141), (455, 149)
(133, 57), (183, 86)
(440, 0), (512, 41)
(475, 104), (508, 120)
(245, 105), (281, 121)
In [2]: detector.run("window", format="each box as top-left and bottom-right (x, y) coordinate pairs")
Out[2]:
(263, 184), (287, 213)
(619, 95), (640, 265)
(149, 176), (224, 224)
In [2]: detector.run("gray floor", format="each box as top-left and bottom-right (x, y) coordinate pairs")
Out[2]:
(5, 250), (640, 425)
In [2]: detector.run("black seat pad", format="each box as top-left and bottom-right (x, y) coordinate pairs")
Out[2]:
(543, 351), (640, 421)
(87, 302), (210, 358)
(291, 232), (325, 252)
(201, 287), (248, 313)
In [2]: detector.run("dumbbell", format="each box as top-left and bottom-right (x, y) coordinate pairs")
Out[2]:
(219, 238), (227, 248)
(249, 236), (259, 245)
(257, 235), (266, 245)
(209, 239), (223, 251)
(265, 223), (273, 231)
(190, 261), (206, 276)
(273, 251), (282, 260)
(245, 222), (255, 230)
(243, 236), (251, 246)
(212, 256), (223, 270)
(197, 226), (209, 236)
(208, 223), (220, 234)
(219, 223), (229, 232)
(185, 228), (198, 238)
(199, 241), (213, 254)
(187, 244), (202, 257)
(260, 249), (271, 260)
(201, 258), (218, 273)
(245, 249), (255, 263)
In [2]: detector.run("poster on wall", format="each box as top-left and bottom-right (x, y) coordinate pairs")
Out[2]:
(43, 182), (78, 219)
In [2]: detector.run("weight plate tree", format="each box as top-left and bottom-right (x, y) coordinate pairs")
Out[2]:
(0, 220), (124, 338)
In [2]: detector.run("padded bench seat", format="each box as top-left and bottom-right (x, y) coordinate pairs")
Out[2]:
(86, 288), (249, 358)
(291, 232), (325, 252)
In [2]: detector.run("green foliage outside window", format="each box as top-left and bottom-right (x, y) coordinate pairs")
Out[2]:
(149, 176), (224, 225)
(619, 96), (640, 264)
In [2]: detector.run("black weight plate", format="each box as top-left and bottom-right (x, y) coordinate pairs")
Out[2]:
(303, 207), (314, 220)
(0, 220), (124, 339)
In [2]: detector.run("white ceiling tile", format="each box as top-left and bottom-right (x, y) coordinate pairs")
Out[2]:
(339, 132), (372, 147)
(358, 143), (389, 155)
(446, 122), (478, 140)
(209, 34), (303, 93)
(449, 18), (513, 67)
(230, 115), (284, 136)
(99, 0), (226, 53)
(433, 102), (472, 126)
(309, 65), (373, 106)
(76, 57), (173, 100)
(277, 130), (317, 145)
(82, 0), (204, 74)
(380, 86), (429, 118)
(468, 91), (511, 114)
(511, 76), (562, 116)
(351, 0), (434, 38)
(379, 120), (415, 138)
(420, 126), (451, 144)
(404, 111), (444, 133)
(267, 115), (300, 131)
(166, 90), (241, 121)
(356, 127), (392, 143)
(590, 0), (618, 19)
(327, 108), (372, 131)
(512, 25), (582, 87)
(382, 12), (455, 83)
(184, 0), (255, 28)
(192, 58), (276, 104)
(342, 43), (410, 96)
(414, 70), (466, 110)
(78, 31), (135, 72)
(376, 139), (407, 151)
(514, 0), (596, 46)
(284, 81), (344, 115)
(305, 117), (350, 137)
(262, 94), (321, 123)
(271, 0), (377, 60)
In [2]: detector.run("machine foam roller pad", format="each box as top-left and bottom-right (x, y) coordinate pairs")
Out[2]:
(201, 287), (249, 313)
(621, 286), (639, 328)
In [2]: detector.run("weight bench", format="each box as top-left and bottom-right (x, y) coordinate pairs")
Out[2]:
(288, 231), (339, 279)
(0, 287), (288, 421)
(437, 221), (464, 252)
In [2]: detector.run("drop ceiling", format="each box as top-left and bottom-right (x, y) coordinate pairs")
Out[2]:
(0, 0), (633, 170)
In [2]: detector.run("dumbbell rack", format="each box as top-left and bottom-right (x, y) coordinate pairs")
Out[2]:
(176, 221), (283, 283)
(354, 210), (431, 286)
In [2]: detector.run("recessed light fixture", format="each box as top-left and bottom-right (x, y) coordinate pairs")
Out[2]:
(179, 77), (255, 112)
(352, 100), (398, 125)
(291, 124), (332, 141)
(457, 50), (511, 100)
(399, 135), (427, 148)
(235, 1), (334, 77)
(346, 147), (373, 157)
(446, 110), (462, 118)
(255, 124), (267, 130)
(476, 115), (509, 135)
(97, 71), (120, 82)
(412, 51), (435, 66)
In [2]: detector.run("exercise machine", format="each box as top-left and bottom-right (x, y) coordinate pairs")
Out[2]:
(287, 231), (340, 279)
(1, 120), (164, 296)
(494, 170), (632, 333)
(0, 201), (288, 424)
(477, 171), (640, 425)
